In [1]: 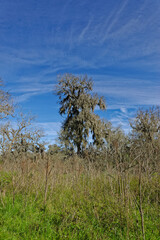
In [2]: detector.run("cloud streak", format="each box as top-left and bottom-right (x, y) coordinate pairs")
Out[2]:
(0, 0), (159, 74)
(35, 121), (62, 144)
(94, 75), (160, 107)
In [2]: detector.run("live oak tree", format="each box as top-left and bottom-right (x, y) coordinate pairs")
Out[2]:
(56, 74), (106, 155)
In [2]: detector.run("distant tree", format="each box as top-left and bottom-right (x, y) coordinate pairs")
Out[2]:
(130, 106), (160, 144)
(55, 74), (106, 155)
(0, 79), (14, 119)
(130, 106), (160, 171)
(0, 112), (44, 161)
(48, 144), (61, 155)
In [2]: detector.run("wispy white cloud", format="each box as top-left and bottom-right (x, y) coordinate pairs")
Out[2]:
(11, 83), (55, 94)
(101, 0), (129, 43)
(14, 92), (39, 103)
(0, 0), (159, 75)
(108, 107), (137, 134)
(35, 121), (61, 144)
(93, 75), (160, 107)
(120, 107), (127, 114)
(78, 17), (93, 42)
(11, 81), (55, 103)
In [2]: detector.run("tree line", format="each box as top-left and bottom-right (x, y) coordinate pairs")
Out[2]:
(0, 75), (160, 173)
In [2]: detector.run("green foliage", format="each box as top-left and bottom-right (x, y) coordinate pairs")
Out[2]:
(0, 171), (12, 188)
(0, 160), (159, 239)
(56, 74), (106, 154)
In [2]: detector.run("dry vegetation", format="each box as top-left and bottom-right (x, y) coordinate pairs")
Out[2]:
(0, 140), (160, 239)
(0, 77), (160, 239)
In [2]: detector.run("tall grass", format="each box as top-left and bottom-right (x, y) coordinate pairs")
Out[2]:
(0, 155), (160, 239)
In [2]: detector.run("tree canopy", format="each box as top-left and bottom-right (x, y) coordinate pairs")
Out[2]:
(130, 106), (160, 143)
(56, 74), (107, 154)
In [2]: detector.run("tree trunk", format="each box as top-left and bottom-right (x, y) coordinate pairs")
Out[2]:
(77, 144), (81, 155)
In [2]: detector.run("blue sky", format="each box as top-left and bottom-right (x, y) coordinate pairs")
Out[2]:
(0, 0), (160, 144)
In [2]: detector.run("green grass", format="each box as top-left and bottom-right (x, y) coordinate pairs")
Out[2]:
(0, 162), (160, 239)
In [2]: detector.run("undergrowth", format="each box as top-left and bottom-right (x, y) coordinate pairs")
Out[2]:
(0, 157), (160, 240)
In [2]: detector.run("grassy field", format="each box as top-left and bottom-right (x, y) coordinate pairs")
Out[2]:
(0, 157), (160, 240)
